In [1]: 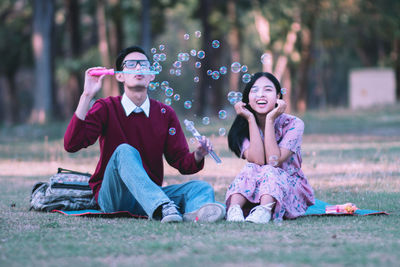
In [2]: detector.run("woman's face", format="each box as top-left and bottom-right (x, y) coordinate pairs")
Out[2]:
(247, 76), (279, 115)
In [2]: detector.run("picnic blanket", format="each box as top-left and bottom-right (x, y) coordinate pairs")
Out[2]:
(53, 199), (387, 218)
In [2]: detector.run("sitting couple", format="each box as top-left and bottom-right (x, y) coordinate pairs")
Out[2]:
(64, 45), (314, 224)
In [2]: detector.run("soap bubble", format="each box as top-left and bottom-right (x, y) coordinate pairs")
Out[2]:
(148, 82), (157, 91)
(227, 91), (243, 105)
(194, 76), (199, 83)
(153, 54), (160, 62)
(159, 44), (165, 51)
(219, 66), (227, 75)
(242, 73), (251, 83)
(169, 69), (175, 75)
(197, 50), (205, 59)
(155, 82), (160, 87)
(219, 128), (226, 136)
(169, 127), (176, 135)
(161, 81), (169, 90)
(181, 53), (190, 61)
(212, 40), (220, 48)
(184, 100), (192, 109)
(184, 33), (190, 40)
(195, 31), (201, 38)
(231, 62), (241, 73)
(211, 71), (220, 80)
(165, 87), (173, 97)
(161, 108), (166, 113)
(195, 62), (201, 68)
(165, 98), (172, 105)
(241, 65), (248, 73)
(173, 61), (182, 68)
(281, 88), (287, 95)
(174, 94), (180, 101)
(152, 62), (162, 72)
(261, 53), (271, 64)
(218, 110), (227, 119)
(151, 48), (156, 54)
(202, 117), (210, 125)
(175, 69), (181, 76)
(190, 49), (197, 56)
(159, 53), (166, 61)
(207, 70), (212, 76)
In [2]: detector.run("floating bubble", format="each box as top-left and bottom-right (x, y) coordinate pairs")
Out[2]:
(190, 49), (197, 56)
(178, 52), (190, 62)
(153, 54), (160, 62)
(165, 98), (172, 105)
(184, 33), (190, 40)
(184, 100), (192, 109)
(174, 94), (180, 101)
(161, 81), (169, 90)
(169, 69), (175, 75)
(152, 62), (162, 72)
(231, 62), (241, 73)
(195, 62), (201, 68)
(195, 31), (201, 38)
(219, 128), (226, 136)
(207, 70), (212, 76)
(169, 127), (176, 135)
(165, 87), (173, 97)
(281, 88), (287, 95)
(159, 44), (165, 51)
(212, 40), (220, 48)
(161, 108), (166, 113)
(218, 110), (227, 120)
(241, 65), (248, 73)
(148, 82), (157, 91)
(197, 50), (205, 59)
(159, 53), (166, 61)
(194, 76), (199, 83)
(151, 48), (156, 54)
(175, 69), (181, 76)
(242, 73), (251, 83)
(227, 91), (243, 105)
(155, 82), (160, 87)
(173, 61), (182, 68)
(219, 66), (227, 75)
(211, 71), (220, 80)
(261, 53), (271, 64)
(202, 117), (210, 125)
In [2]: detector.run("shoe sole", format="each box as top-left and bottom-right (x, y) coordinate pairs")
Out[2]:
(161, 214), (183, 223)
(183, 203), (226, 223)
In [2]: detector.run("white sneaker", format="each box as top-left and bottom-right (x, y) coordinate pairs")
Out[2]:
(183, 203), (226, 223)
(226, 204), (245, 222)
(245, 203), (274, 224)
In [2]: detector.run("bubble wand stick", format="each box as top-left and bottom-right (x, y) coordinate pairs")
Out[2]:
(184, 119), (222, 164)
(88, 68), (159, 76)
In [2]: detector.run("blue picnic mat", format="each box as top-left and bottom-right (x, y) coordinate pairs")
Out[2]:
(53, 199), (387, 218)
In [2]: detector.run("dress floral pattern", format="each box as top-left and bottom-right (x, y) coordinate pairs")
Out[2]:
(225, 113), (315, 221)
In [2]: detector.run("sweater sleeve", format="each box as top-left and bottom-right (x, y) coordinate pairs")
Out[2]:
(163, 109), (204, 174)
(64, 100), (108, 152)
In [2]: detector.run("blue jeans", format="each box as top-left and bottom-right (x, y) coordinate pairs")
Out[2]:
(98, 144), (216, 219)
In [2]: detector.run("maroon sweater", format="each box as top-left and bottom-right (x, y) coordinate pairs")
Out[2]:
(64, 96), (204, 201)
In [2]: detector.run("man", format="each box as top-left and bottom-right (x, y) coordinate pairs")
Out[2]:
(64, 45), (225, 223)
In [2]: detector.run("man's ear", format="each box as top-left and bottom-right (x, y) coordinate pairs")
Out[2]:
(115, 72), (124, 82)
(149, 74), (155, 81)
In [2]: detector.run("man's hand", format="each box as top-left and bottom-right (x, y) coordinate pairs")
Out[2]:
(194, 136), (212, 163)
(83, 67), (106, 99)
(266, 99), (286, 123)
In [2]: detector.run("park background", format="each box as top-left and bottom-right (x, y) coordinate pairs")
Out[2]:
(1, 0), (400, 266)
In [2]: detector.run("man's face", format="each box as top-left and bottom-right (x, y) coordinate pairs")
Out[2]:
(116, 52), (154, 91)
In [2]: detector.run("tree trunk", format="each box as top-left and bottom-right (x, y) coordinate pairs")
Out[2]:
(141, 0), (151, 52)
(108, 0), (123, 95)
(395, 38), (400, 101)
(31, 0), (55, 124)
(227, 0), (240, 92)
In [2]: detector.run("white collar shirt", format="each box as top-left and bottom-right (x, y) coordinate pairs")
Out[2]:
(121, 93), (150, 117)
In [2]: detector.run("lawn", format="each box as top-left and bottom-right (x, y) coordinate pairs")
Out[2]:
(1, 104), (400, 267)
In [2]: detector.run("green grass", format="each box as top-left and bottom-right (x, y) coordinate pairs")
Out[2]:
(1, 104), (400, 266)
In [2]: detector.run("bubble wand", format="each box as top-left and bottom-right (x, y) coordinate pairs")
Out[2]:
(184, 119), (222, 164)
(88, 68), (159, 76)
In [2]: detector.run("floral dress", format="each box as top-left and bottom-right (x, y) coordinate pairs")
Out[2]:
(225, 113), (315, 221)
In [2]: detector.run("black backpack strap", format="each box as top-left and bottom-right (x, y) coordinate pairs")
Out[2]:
(57, 167), (91, 177)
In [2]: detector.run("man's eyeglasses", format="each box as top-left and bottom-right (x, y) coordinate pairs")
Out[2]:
(122, 60), (151, 69)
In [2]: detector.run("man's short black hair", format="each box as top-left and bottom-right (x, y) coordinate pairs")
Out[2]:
(115, 46), (149, 71)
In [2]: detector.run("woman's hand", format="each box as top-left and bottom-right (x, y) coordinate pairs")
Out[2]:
(83, 67), (106, 99)
(234, 101), (254, 121)
(266, 99), (286, 122)
(194, 136), (212, 163)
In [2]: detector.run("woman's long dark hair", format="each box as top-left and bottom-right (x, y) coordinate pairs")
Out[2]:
(228, 72), (282, 158)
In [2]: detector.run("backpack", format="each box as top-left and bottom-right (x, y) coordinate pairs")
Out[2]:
(30, 168), (99, 212)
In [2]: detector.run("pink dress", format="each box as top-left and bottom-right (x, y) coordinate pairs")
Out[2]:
(225, 113), (315, 221)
